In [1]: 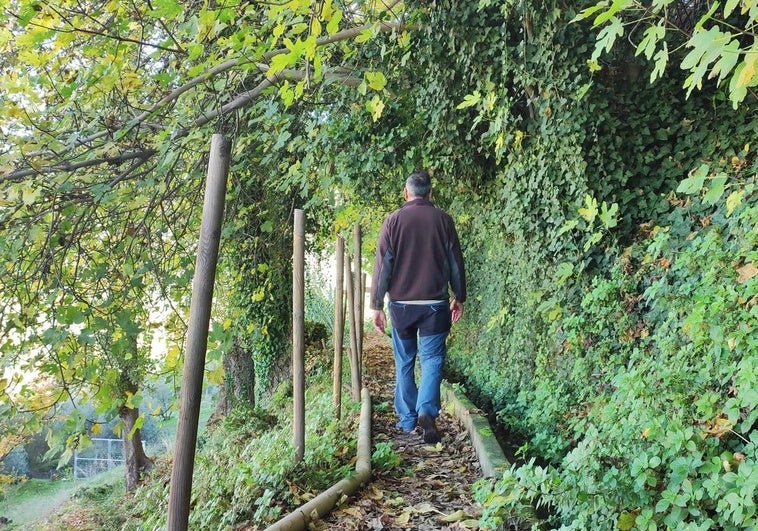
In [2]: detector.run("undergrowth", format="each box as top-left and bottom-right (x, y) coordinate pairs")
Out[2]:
(473, 175), (757, 529)
(61, 365), (362, 530)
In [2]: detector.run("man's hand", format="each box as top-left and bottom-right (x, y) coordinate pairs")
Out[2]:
(373, 309), (387, 334)
(450, 300), (464, 323)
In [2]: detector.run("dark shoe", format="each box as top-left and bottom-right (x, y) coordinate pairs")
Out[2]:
(418, 414), (441, 444)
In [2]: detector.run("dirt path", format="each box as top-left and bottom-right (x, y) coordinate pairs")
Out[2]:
(316, 330), (485, 530)
(0, 480), (76, 528)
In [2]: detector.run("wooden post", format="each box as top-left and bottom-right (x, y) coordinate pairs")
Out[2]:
(293, 209), (305, 462)
(332, 237), (345, 419)
(353, 225), (362, 375)
(168, 134), (230, 531)
(345, 258), (361, 400)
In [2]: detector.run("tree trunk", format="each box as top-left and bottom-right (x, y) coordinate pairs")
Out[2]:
(210, 337), (255, 423)
(119, 405), (153, 492)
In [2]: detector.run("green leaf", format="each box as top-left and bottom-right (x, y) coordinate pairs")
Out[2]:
(592, 0), (632, 27)
(365, 71), (387, 92)
(571, 2), (610, 23)
(636, 23), (666, 61)
(355, 27), (374, 43)
(599, 201), (618, 229)
(723, 0), (740, 17)
(578, 195), (598, 223)
(456, 91), (481, 109)
(592, 17), (624, 60)
(554, 262), (574, 285)
(22, 184), (41, 206)
(366, 95), (385, 121)
(709, 39), (740, 85)
(677, 164), (709, 194)
(267, 53), (292, 77)
(702, 174), (727, 206)
(725, 190), (744, 215)
(326, 10), (343, 35)
(651, 43), (668, 82)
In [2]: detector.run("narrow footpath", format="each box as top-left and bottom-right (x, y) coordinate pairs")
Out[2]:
(317, 330), (486, 530)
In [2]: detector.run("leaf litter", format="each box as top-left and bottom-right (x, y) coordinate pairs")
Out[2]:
(314, 330), (485, 530)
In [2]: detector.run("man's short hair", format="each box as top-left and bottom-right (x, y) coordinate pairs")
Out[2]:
(406, 169), (432, 198)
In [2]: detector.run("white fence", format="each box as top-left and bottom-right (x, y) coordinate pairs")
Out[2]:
(73, 438), (124, 480)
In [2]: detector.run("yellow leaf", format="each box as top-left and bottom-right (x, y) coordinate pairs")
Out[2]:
(441, 509), (468, 522)
(736, 52), (757, 88)
(311, 18), (322, 37)
(642, 427), (650, 438)
(91, 422), (102, 435)
(355, 27), (374, 43)
(326, 9), (342, 35)
(395, 511), (411, 524)
(726, 190), (744, 215)
(366, 95), (385, 122)
(414, 502), (437, 514)
(321, 0), (334, 21)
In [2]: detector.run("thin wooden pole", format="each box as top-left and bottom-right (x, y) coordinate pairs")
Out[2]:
(293, 209), (305, 462)
(353, 224), (363, 375)
(332, 237), (345, 419)
(345, 257), (361, 400)
(168, 134), (230, 531)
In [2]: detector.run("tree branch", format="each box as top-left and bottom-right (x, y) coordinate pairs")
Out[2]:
(1, 20), (409, 182)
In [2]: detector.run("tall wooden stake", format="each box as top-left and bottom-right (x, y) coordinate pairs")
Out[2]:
(293, 209), (305, 462)
(168, 134), (230, 531)
(345, 257), (361, 400)
(353, 224), (363, 374)
(332, 237), (345, 419)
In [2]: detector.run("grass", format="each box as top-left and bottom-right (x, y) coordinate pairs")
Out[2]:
(0, 477), (77, 527)
(0, 400), (217, 530)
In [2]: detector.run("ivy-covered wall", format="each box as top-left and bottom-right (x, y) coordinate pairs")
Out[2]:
(398, 4), (757, 528)
(293, 2), (756, 527)
(299, 2), (757, 528)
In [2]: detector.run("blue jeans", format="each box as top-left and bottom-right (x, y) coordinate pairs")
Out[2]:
(389, 302), (451, 431)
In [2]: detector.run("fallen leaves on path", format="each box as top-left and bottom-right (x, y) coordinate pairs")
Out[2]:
(315, 331), (485, 530)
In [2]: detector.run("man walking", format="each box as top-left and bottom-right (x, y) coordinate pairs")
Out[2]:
(370, 169), (466, 444)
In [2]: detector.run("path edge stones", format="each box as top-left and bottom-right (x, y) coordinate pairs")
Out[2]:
(441, 381), (509, 478)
